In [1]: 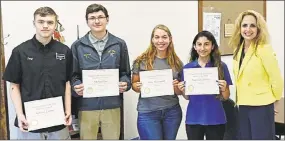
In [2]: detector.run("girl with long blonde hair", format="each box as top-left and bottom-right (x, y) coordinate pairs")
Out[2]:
(132, 24), (183, 140)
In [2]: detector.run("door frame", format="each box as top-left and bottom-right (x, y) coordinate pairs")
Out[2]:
(0, 2), (10, 139)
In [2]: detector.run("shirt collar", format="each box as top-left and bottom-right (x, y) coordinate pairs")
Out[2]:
(32, 34), (55, 49)
(88, 31), (109, 44)
(193, 59), (213, 67)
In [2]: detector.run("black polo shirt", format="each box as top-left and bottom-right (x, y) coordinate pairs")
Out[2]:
(3, 35), (72, 133)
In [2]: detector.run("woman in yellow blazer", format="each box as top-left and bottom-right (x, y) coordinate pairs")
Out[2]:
(229, 10), (284, 140)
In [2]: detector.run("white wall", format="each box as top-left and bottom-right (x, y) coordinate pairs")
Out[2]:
(267, 1), (284, 97)
(1, 1), (283, 139)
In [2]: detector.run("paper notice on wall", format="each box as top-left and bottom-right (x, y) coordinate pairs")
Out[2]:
(224, 24), (235, 37)
(203, 12), (221, 46)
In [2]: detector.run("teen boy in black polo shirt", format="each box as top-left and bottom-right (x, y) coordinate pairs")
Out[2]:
(3, 7), (72, 139)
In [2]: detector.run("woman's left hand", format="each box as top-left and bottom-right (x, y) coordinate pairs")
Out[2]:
(217, 80), (227, 92)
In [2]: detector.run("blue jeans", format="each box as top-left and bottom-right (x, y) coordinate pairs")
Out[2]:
(137, 104), (182, 140)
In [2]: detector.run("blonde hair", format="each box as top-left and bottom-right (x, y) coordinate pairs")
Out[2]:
(228, 10), (270, 60)
(134, 24), (183, 71)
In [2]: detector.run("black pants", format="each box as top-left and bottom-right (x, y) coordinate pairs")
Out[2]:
(238, 103), (275, 140)
(222, 99), (239, 140)
(186, 124), (225, 140)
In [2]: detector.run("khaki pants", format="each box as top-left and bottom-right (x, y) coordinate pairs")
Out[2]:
(79, 108), (120, 140)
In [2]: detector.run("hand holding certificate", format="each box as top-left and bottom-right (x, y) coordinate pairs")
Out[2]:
(83, 69), (119, 98)
(140, 69), (174, 98)
(24, 96), (65, 131)
(184, 67), (219, 95)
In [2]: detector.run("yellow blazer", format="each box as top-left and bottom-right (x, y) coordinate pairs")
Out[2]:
(233, 42), (284, 106)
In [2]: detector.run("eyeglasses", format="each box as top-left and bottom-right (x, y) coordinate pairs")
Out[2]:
(88, 16), (107, 22)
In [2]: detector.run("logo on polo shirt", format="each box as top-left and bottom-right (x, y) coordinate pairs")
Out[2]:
(56, 53), (65, 60)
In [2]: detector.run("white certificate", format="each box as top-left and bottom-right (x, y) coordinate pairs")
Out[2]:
(24, 96), (65, 131)
(83, 69), (119, 98)
(184, 67), (219, 95)
(140, 69), (174, 98)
